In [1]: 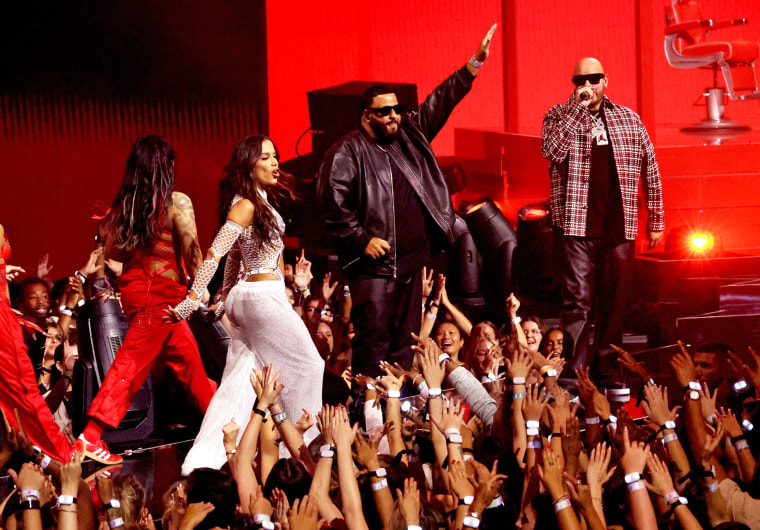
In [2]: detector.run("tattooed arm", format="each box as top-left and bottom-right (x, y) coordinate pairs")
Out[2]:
(171, 191), (203, 283)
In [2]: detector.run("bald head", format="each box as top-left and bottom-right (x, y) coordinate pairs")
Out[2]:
(572, 57), (607, 111)
(574, 57), (605, 76)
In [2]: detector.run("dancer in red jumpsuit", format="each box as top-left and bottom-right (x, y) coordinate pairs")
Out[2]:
(72, 136), (217, 464)
(0, 224), (71, 462)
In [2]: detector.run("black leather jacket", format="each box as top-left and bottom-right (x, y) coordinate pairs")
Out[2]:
(317, 65), (475, 277)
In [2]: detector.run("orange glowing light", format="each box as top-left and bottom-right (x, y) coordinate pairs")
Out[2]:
(688, 232), (715, 252)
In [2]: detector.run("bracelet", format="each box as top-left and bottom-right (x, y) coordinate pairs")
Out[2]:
(553, 493), (569, 504)
(320, 444), (335, 458)
(226, 449), (237, 455)
(664, 491), (679, 503)
(539, 365), (553, 376)
(407, 526), (423, 530)
(513, 392), (525, 401)
(706, 413), (717, 425)
(663, 496), (688, 518)
(254, 514), (275, 530)
(368, 467), (387, 478)
(439, 353), (451, 364)
(659, 420), (676, 431)
(731, 434), (747, 445)
(58, 305), (74, 317)
(458, 495), (474, 506)
(624, 472), (641, 484)
(627, 480), (646, 492)
(527, 440), (542, 449)
(481, 373), (498, 383)
(446, 433), (463, 444)
(110, 518), (125, 528)
(705, 480), (719, 492)
(512, 316), (522, 325)
(734, 439), (750, 451)
(57, 495), (77, 506)
(487, 496), (504, 509)
(585, 416), (601, 425)
(526, 420), (540, 429)
(19, 498), (41, 511)
(425, 312), (437, 321)
(417, 380), (428, 393)
(273, 411), (287, 425)
(512, 377), (526, 385)
(662, 433), (679, 443)
(526, 428), (540, 437)
(371, 478), (389, 491)
(22, 489), (40, 500)
(463, 514), (481, 528)
(253, 408), (267, 419)
(429, 301), (440, 308)
(428, 387), (442, 397)
(554, 499), (572, 513)
(74, 270), (88, 283)
(602, 415), (617, 427)
(386, 389), (401, 399)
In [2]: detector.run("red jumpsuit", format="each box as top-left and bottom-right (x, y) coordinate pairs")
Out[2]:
(86, 233), (217, 429)
(0, 238), (71, 461)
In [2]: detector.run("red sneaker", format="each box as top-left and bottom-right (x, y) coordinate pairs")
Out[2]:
(71, 437), (123, 465)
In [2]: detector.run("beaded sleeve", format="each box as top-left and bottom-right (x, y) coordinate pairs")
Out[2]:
(173, 220), (244, 319)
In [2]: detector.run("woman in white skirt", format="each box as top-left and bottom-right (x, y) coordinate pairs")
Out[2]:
(168, 135), (324, 474)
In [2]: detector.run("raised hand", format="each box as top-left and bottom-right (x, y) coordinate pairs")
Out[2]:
(446, 459), (475, 500)
(669, 341), (697, 387)
(642, 383), (679, 427)
(321, 272), (338, 302)
(699, 383), (718, 423)
(421, 266), (435, 300)
(645, 453), (676, 497)
(522, 383), (549, 422)
(414, 337), (446, 388)
(293, 249), (313, 291)
(611, 343), (649, 380)
(474, 24), (498, 63)
(396, 478), (421, 527)
(620, 427), (649, 474)
(716, 407), (743, 438)
(287, 495), (323, 530)
(222, 418), (240, 448)
(316, 405), (334, 446)
(295, 409), (314, 436)
(585, 443), (616, 493)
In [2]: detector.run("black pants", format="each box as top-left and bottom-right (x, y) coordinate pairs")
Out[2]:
(348, 270), (422, 378)
(560, 233), (635, 376)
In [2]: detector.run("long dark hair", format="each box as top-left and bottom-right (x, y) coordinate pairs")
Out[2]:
(217, 135), (296, 240)
(107, 136), (176, 251)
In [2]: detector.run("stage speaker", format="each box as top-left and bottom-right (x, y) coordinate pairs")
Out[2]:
(307, 81), (418, 157)
(73, 298), (154, 445)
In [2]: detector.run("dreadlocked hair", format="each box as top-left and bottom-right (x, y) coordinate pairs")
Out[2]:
(107, 135), (176, 252)
(217, 135), (296, 241)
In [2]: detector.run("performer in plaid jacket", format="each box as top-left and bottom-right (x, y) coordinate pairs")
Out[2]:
(542, 57), (664, 379)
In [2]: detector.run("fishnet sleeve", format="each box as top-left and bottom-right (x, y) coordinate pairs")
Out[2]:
(173, 220), (243, 319)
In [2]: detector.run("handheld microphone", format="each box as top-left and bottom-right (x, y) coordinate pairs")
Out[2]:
(579, 91), (591, 101)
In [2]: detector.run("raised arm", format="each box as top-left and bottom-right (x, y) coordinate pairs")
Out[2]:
(167, 198), (253, 320)
(415, 24), (497, 140)
(171, 192), (203, 282)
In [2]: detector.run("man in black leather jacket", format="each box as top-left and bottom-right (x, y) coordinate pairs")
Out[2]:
(317, 24), (497, 378)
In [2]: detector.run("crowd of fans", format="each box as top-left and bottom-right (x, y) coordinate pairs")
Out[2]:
(3, 247), (760, 530)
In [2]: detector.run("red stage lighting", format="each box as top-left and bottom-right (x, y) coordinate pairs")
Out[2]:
(665, 226), (722, 258)
(688, 231), (715, 253)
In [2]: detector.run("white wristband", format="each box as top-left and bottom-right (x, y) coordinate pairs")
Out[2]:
(386, 389), (401, 399)
(428, 387), (442, 397)
(371, 478), (389, 491)
(512, 377), (526, 385)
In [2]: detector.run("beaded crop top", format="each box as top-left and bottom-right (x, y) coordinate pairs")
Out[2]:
(171, 189), (286, 319)
(226, 193), (285, 284)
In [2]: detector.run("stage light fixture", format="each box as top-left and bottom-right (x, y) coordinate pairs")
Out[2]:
(462, 198), (517, 305)
(513, 201), (560, 301)
(665, 225), (722, 258)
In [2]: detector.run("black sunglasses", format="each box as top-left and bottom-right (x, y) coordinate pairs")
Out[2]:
(367, 104), (403, 117)
(572, 73), (606, 87)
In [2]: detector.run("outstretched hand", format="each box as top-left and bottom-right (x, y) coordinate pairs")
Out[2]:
(473, 24), (498, 63)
